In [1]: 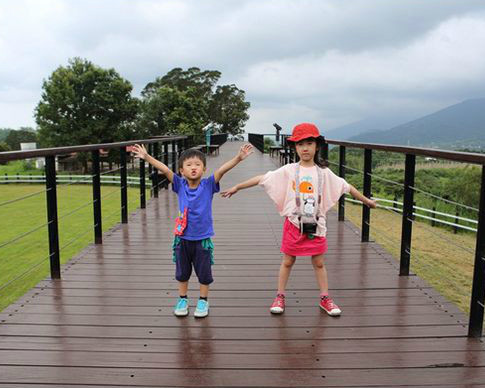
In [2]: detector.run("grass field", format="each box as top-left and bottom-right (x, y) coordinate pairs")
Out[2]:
(344, 201), (477, 314)
(0, 184), (148, 311)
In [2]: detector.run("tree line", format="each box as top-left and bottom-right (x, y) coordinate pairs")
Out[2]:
(1, 58), (250, 151)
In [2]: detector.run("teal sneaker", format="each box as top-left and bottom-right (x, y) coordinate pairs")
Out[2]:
(173, 297), (189, 317)
(194, 299), (209, 318)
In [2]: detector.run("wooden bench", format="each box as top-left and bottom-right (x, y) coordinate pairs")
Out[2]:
(269, 145), (283, 157)
(195, 145), (220, 155)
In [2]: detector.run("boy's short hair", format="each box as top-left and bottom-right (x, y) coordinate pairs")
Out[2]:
(178, 148), (206, 168)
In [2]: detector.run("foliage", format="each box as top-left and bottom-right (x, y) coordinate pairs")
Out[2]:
(0, 142), (10, 152)
(5, 127), (37, 150)
(0, 128), (12, 142)
(210, 84), (249, 135)
(35, 57), (139, 148)
(264, 137), (275, 153)
(139, 67), (250, 138)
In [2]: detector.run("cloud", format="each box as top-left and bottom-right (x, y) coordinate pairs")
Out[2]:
(0, 0), (484, 131)
(239, 14), (485, 131)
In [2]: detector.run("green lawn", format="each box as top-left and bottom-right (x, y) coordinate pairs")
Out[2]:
(0, 184), (148, 311)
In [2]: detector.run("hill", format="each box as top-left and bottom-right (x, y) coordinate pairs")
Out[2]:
(348, 98), (485, 149)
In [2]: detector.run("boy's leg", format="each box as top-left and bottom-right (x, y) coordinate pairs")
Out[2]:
(312, 254), (341, 316)
(193, 241), (213, 318)
(270, 254), (295, 314)
(199, 283), (209, 298)
(173, 240), (192, 317)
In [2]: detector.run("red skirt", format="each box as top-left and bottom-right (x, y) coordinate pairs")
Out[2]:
(281, 218), (328, 257)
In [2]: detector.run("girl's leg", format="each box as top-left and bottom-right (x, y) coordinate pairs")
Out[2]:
(270, 254), (296, 314)
(277, 254), (296, 293)
(311, 254), (328, 294)
(312, 254), (341, 316)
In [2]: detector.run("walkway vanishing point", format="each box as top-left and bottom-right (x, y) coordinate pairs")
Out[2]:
(0, 141), (485, 387)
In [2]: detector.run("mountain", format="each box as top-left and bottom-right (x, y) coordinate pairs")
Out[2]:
(326, 114), (414, 140)
(348, 98), (485, 149)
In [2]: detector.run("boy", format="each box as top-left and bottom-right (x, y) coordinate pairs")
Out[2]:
(132, 142), (253, 318)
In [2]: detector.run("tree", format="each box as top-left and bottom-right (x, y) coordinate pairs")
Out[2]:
(139, 67), (250, 138)
(35, 58), (139, 148)
(5, 127), (37, 150)
(137, 86), (208, 138)
(142, 67), (221, 101)
(210, 84), (250, 135)
(0, 128), (12, 142)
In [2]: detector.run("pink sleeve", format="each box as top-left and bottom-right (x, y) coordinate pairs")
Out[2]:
(322, 168), (350, 213)
(259, 165), (290, 213)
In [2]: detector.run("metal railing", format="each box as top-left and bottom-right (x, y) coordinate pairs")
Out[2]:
(0, 136), (189, 284)
(248, 134), (485, 338)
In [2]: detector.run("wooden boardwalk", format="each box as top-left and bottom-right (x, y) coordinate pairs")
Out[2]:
(1, 141), (485, 387)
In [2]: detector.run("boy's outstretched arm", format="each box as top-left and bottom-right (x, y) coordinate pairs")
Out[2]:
(214, 144), (253, 183)
(349, 185), (377, 208)
(132, 144), (174, 183)
(221, 175), (264, 198)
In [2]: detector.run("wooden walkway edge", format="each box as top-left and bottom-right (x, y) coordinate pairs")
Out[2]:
(1, 141), (484, 387)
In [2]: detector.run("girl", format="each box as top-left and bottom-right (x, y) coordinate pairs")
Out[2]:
(221, 123), (376, 315)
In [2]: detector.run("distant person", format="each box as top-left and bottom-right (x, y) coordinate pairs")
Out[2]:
(221, 123), (376, 315)
(133, 143), (253, 318)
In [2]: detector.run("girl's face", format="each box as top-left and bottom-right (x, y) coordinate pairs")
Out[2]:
(295, 138), (317, 162)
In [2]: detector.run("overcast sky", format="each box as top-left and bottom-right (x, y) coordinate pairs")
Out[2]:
(1, 0), (485, 135)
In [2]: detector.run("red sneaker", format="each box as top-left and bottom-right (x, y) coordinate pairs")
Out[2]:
(270, 294), (285, 314)
(319, 296), (341, 316)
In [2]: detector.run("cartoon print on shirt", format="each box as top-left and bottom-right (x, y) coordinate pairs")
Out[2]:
(292, 176), (316, 216)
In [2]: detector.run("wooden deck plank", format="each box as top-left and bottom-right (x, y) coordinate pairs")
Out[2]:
(0, 141), (483, 387)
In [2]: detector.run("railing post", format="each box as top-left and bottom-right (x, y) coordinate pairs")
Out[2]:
(338, 145), (346, 221)
(147, 143), (153, 198)
(91, 150), (102, 244)
(361, 149), (372, 242)
(152, 142), (159, 198)
(139, 156), (146, 209)
(468, 165), (485, 337)
(171, 140), (177, 172)
(399, 154), (416, 276)
(321, 142), (329, 160)
(120, 147), (128, 224)
(163, 142), (169, 189)
(45, 155), (60, 279)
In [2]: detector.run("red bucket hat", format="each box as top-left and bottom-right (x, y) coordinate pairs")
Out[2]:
(287, 123), (325, 143)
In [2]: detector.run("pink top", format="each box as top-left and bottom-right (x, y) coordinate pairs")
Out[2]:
(259, 163), (350, 236)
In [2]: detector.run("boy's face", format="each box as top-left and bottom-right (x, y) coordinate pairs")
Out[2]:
(180, 156), (206, 181)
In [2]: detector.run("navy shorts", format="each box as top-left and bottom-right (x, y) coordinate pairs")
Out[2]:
(173, 239), (213, 285)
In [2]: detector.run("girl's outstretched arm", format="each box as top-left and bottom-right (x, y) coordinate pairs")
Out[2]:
(220, 175), (264, 198)
(349, 185), (377, 208)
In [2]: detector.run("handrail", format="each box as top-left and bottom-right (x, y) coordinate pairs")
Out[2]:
(0, 136), (188, 163)
(326, 139), (485, 165)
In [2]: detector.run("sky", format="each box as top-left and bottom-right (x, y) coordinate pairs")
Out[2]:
(1, 0), (485, 135)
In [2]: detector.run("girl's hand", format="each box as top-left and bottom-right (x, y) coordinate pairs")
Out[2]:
(365, 198), (377, 209)
(220, 186), (239, 198)
(132, 144), (148, 160)
(238, 144), (254, 161)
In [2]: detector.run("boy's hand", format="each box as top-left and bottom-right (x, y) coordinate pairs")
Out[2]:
(132, 144), (148, 160)
(220, 186), (238, 198)
(365, 198), (377, 209)
(237, 144), (254, 161)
